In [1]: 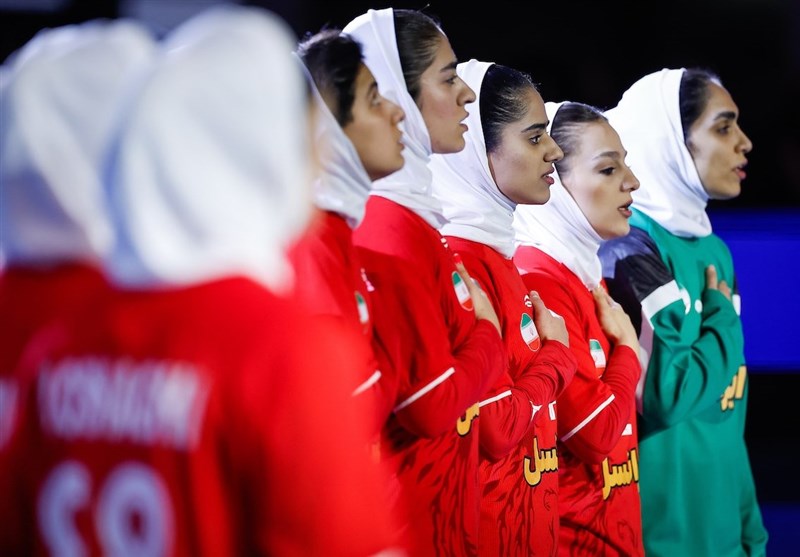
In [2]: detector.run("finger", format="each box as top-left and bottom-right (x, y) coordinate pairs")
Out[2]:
(592, 287), (610, 308)
(529, 290), (547, 312)
(705, 264), (718, 290)
(453, 253), (470, 278)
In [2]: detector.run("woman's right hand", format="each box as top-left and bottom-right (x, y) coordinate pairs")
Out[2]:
(455, 261), (502, 337)
(529, 291), (569, 347)
(592, 287), (639, 351)
(705, 264), (731, 300)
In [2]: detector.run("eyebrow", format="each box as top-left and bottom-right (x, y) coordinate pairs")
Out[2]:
(713, 111), (737, 121)
(521, 121), (548, 133)
(593, 151), (623, 161)
(440, 60), (458, 73)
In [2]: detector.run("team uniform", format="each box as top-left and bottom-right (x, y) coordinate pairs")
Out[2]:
(355, 196), (506, 556)
(515, 247), (643, 557)
(447, 239), (577, 557)
(0, 264), (109, 552)
(511, 100), (644, 557)
(1, 279), (394, 556)
(600, 69), (767, 556)
(430, 61), (578, 557)
(600, 211), (766, 556)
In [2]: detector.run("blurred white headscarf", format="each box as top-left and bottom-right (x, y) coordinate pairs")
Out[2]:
(0, 19), (156, 267)
(343, 8), (445, 228)
(605, 68), (712, 237)
(301, 56), (372, 228)
(104, 5), (312, 292)
(429, 59), (519, 257)
(513, 102), (605, 289)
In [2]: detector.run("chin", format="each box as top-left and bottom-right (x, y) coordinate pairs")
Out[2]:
(602, 221), (630, 240)
(706, 178), (742, 200)
(711, 185), (742, 200)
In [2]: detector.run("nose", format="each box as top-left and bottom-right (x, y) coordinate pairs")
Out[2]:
(738, 126), (753, 155)
(389, 99), (405, 124)
(545, 134), (564, 163)
(459, 79), (476, 106)
(624, 166), (640, 191)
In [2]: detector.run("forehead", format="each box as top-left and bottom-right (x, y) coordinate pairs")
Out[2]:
(573, 121), (625, 157)
(426, 33), (453, 71)
(698, 82), (739, 120)
(516, 87), (545, 123)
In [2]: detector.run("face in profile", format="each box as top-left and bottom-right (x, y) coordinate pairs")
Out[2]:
(686, 82), (753, 200)
(343, 63), (406, 181)
(487, 87), (563, 205)
(560, 121), (640, 240)
(416, 34), (476, 154)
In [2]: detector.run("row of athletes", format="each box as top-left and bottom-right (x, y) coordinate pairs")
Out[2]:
(0, 4), (764, 557)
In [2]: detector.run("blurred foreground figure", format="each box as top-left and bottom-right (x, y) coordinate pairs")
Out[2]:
(0, 6), (396, 556)
(0, 16), (157, 552)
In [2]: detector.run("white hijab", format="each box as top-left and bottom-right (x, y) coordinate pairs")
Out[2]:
(303, 59), (372, 228)
(343, 8), (445, 228)
(605, 68), (712, 237)
(104, 5), (311, 292)
(0, 19), (156, 267)
(513, 102), (605, 289)
(429, 59), (518, 257)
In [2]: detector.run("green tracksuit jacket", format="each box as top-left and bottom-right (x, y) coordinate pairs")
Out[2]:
(599, 209), (768, 557)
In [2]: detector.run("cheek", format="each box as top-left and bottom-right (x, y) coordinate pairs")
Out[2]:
(495, 153), (530, 193)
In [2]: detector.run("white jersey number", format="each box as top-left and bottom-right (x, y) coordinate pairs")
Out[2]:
(38, 461), (172, 557)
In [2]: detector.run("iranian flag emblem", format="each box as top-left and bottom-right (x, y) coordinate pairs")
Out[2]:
(520, 313), (541, 351)
(355, 291), (370, 328)
(589, 339), (606, 373)
(451, 271), (473, 311)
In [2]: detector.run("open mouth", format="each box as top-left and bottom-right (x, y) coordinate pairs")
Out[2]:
(734, 161), (748, 180)
(618, 200), (633, 217)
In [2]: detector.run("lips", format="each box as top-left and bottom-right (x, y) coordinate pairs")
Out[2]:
(542, 167), (555, 186)
(618, 199), (633, 217)
(734, 160), (748, 180)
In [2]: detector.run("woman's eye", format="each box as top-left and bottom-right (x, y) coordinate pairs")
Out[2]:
(445, 76), (458, 85)
(530, 135), (542, 145)
(600, 167), (615, 176)
(718, 125), (731, 135)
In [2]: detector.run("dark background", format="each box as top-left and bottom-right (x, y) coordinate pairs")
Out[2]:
(3, 0), (799, 208)
(2, 1), (799, 553)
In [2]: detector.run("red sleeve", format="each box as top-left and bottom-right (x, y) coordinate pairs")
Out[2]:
(454, 252), (576, 461)
(562, 346), (639, 463)
(366, 256), (507, 438)
(478, 341), (577, 461)
(525, 271), (640, 464)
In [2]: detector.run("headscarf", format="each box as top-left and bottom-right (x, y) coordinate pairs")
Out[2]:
(513, 102), (605, 289)
(429, 59), (520, 256)
(343, 8), (445, 228)
(0, 19), (156, 266)
(103, 5), (311, 292)
(605, 68), (712, 237)
(301, 58), (373, 228)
